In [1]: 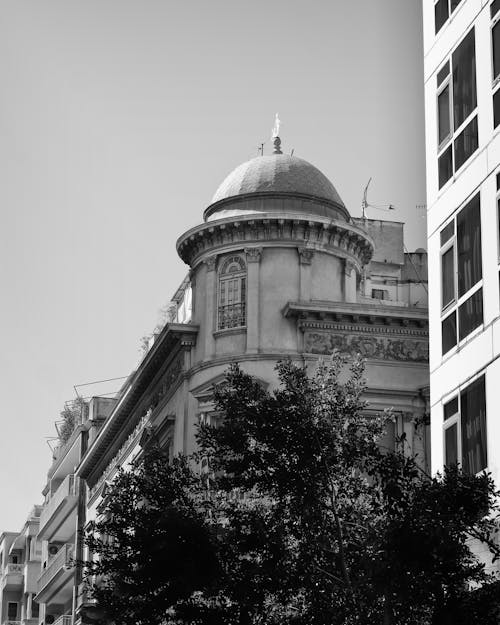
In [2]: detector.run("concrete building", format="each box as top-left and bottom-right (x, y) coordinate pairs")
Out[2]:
(423, 0), (500, 513)
(71, 138), (429, 622)
(0, 506), (43, 625)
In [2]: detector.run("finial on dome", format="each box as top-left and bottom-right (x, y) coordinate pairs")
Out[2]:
(271, 113), (282, 154)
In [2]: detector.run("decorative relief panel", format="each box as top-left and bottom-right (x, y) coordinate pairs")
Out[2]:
(304, 331), (428, 363)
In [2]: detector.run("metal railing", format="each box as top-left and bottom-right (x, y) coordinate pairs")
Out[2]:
(4, 564), (23, 575)
(37, 544), (73, 593)
(39, 475), (78, 533)
(52, 615), (72, 625)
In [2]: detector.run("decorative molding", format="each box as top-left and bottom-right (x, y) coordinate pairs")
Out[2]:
(304, 330), (429, 363)
(298, 247), (314, 265)
(298, 320), (427, 338)
(344, 259), (355, 276)
(245, 247), (263, 263)
(177, 215), (374, 269)
(204, 255), (217, 271)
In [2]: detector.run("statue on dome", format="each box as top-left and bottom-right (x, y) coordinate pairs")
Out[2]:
(271, 113), (281, 138)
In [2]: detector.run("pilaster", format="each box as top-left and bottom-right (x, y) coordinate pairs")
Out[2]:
(298, 247), (314, 301)
(245, 247), (262, 353)
(204, 255), (217, 360)
(344, 259), (357, 303)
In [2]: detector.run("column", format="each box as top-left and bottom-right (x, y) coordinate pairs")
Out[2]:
(344, 259), (357, 303)
(245, 247), (262, 354)
(298, 248), (314, 301)
(204, 255), (217, 360)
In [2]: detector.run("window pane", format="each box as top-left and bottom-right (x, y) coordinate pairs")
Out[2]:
(452, 28), (477, 130)
(454, 116), (478, 171)
(444, 397), (459, 420)
(450, 0), (461, 11)
(438, 145), (453, 188)
(457, 193), (482, 296)
(437, 62), (450, 87)
(493, 21), (500, 82)
(7, 603), (17, 619)
(492, 0), (500, 19)
(494, 89), (500, 128)
(460, 375), (487, 473)
(440, 221), (454, 246)
(438, 85), (451, 145)
(441, 246), (455, 308)
(445, 423), (458, 466)
(435, 0), (449, 33)
(458, 288), (483, 340)
(442, 311), (457, 354)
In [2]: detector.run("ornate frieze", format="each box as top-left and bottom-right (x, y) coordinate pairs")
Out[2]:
(177, 215), (374, 269)
(304, 330), (428, 363)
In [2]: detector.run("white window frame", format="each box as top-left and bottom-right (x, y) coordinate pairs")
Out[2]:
(443, 373), (487, 474)
(217, 255), (247, 331)
(434, 0), (465, 34)
(436, 28), (478, 188)
(439, 194), (483, 355)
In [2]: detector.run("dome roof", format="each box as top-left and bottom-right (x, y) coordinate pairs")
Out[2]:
(211, 153), (345, 207)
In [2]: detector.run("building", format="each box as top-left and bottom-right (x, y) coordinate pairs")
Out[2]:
(423, 0), (500, 567)
(0, 506), (43, 625)
(1, 135), (428, 625)
(71, 137), (429, 621)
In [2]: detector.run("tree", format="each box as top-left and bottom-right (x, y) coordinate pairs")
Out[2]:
(197, 355), (500, 625)
(83, 448), (220, 625)
(84, 355), (500, 625)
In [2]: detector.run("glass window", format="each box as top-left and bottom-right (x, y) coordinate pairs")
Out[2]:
(438, 85), (451, 145)
(457, 194), (482, 296)
(7, 603), (17, 619)
(444, 397), (459, 420)
(438, 145), (453, 188)
(454, 116), (478, 172)
(437, 61), (450, 87)
(460, 376), (487, 473)
(439, 193), (483, 353)
(445, 423), (458, 465)
(452, 29), (477, 129)
(218, 255), (246, 330)
(493, 0), (500, 19)
(435, 0), (449, 33)
(494, 89), (500, 128)
(493, 20), (500, 82)
(442, 311), (457, 354)
(458, 289), (483, 340)
(441, 246), (455, 307)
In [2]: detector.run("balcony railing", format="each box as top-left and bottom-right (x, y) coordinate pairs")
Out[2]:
(39, 475), (79, 536)
(4, 621), (21, 625)
(4, 563), (23, 575)
(53, 615), (72, 625)
(37, 544), (73, 594)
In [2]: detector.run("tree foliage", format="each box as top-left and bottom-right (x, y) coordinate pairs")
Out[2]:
(84, 355), (500, 625)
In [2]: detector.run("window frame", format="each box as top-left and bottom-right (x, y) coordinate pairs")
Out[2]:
(443, 374), (487, 474)
(439, 193), (483, 355)
(434, 0), (465, 34)
(436, 28), (478, 189)
(217, 254), (247, 331)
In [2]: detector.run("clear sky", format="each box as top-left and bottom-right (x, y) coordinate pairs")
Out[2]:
(0, 0), (425, 530)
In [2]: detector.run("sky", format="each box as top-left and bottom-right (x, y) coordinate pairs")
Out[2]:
(0, 0), (426, 531)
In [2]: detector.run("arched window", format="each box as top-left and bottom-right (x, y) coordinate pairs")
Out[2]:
(218, 255), (246, 330)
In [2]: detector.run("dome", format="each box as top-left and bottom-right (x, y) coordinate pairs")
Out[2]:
(211, 153), (345, 207)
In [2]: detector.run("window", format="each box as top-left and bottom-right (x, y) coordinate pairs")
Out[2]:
(443, 375), (487, 474)
(493, 7), (500, 127)
(7, 603), (17, 620)
(31, 599), (39, 618)
(435, 0), (463, 34)
(217, 255), (246, 330)
(440, 193), (483, 354)
(371, 288), (386, 300)
(437, 28), (478, 188)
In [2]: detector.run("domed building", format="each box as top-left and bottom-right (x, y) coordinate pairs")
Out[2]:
(77, 134), (429, 493)
(39, 134), (429, 625)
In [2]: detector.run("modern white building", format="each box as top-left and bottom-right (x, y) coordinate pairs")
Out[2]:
(423, 0), (500, 492)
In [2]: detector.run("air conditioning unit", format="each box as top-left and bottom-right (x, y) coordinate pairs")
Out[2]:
(48, 545), (58, 556)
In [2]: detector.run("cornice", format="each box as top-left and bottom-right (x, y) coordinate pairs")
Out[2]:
(76, 322), (198, 487)
(176, 213), (374, 269)
(283, 301), (428, 330)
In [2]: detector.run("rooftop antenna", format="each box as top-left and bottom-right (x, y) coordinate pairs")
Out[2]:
(362, 177), (396, 219)
(290, 148), (294, 156)
(258, 142), (264, 156)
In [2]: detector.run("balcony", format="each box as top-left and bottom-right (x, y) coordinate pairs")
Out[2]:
(38, 475), (79, 541)
(1, 563), (24, 590)
(53, 616), (72, 625)
(36, 544), (74, 604)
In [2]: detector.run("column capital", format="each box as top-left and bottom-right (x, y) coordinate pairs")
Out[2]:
(298, 247), (314, 265)
(344, 259), (355, 276)
(245, 247), (263, 263)
(204, 255), (217, 271)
